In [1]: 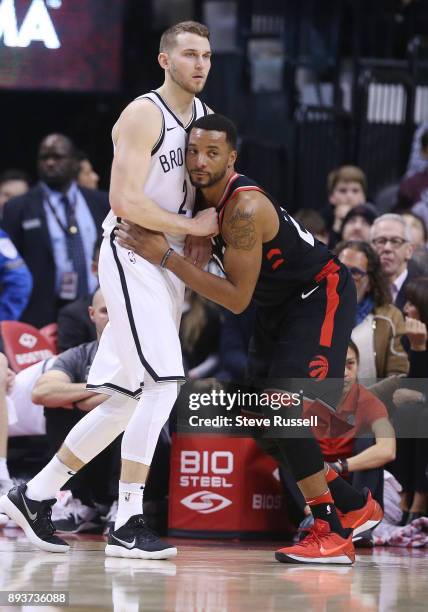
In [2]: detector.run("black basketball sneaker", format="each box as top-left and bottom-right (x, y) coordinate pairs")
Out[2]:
(105, 514), (177, 560)
(0, 483), (69, 553)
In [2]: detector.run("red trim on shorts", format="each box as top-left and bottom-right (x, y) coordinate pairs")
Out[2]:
(314, 259), (340, 349)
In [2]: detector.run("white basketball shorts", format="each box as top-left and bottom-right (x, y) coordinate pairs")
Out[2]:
(87, 234), (185, 399)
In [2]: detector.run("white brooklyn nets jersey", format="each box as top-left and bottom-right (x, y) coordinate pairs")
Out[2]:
(102, 91), (209, 251)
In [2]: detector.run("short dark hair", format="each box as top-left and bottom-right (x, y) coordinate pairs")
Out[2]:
(0, 168), (30, 186)
(405, 277), (428, 327)
(159, 21), (210, 53)
(348, 339), (360, 362)
(191, 114), (238, 149)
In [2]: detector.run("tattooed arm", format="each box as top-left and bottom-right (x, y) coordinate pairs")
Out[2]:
(116, 191), (265, 313)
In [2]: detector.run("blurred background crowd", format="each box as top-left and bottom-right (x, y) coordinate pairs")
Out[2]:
(1, 0), (428, 545)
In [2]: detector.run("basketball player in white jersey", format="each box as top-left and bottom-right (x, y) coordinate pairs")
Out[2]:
(0, 21), (217, 559)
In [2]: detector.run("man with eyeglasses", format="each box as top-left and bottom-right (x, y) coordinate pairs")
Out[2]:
(370, 214), (422, 312)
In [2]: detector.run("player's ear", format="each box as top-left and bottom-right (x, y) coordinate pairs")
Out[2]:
(228, 149), (237, 167)
(158, 52), (169, 70)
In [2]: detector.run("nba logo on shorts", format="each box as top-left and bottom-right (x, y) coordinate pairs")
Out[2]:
(128, 251), (136, 264)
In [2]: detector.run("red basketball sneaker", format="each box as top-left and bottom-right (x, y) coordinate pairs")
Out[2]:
(338, 489), (383, 537)
(275, 520), (355, 565)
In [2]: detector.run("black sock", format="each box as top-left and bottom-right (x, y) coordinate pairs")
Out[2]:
(328, 477), (366, 513)
(310, 502), (348, 537)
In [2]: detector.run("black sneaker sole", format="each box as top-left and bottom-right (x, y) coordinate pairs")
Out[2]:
(0, 495), (69, 553)
(105, 543), (177, 560)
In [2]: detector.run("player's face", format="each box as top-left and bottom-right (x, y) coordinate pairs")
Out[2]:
(343, 346), (358, 394)
(187, 128), (236, 188)
(329, 181), (365, 208)
(163, 33), (211, 94)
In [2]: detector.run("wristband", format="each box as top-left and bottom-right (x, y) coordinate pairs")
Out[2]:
(160, 248), (175, 269)
(337, 458), (349, 475)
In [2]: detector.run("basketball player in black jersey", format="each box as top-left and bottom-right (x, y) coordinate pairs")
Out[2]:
(116, 114), (383, 565)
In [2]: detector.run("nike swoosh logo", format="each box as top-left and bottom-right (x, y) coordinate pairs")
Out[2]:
(112, 534), (136, 549)
(167, 127), (177, 131)
(301, 286), (319, 300)
(319, 543), (349, 556)
(21, 493), (37, 522)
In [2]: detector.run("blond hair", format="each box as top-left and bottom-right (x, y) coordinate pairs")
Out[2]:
(159, 21), (210, 53)
(327, 165), (367, 196)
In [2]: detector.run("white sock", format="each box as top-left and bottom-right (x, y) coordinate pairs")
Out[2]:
(26, 456), (76, 501)
(115, 481), (145, 530)
(0, 457), (10, 481)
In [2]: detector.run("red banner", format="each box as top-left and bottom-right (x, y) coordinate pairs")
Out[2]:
(169, 434), (294, 537)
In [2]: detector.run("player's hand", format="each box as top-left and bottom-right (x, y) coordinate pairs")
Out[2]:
(184, 235), (212, 268)
(115, 220), (170, 265)
(405, 317), (427, 351)
(191, 207), (219, 237)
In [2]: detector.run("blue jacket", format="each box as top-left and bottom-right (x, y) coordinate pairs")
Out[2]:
(0, 229), (33, 321)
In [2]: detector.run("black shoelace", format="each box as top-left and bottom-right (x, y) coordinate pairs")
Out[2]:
(35, 500), (56, 536)
(128, 515), (159, 540)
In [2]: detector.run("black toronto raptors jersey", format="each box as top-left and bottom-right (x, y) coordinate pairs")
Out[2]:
(212, 174), (334, 306)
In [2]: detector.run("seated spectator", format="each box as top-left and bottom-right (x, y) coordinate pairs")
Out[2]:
(0, 170), (30, 217)
(340, 203), (378, 243)
(180, 289), (221, 379)
(370, 213), (422, 312)
(76, 150), (100, 190)
(57, 237), (101, 351)
(0, 354), (15, 496)
(390, 277), (428, 524)
(326, 165), (368, 248)
(398, 128), (428, 215)
(293, 209), (329, 245)
(405, 123), (428, 178)
(401, 211), (427, 248)
(336, 240), (409, 389)
(30, 289), (115, 533)
(0, 228), (33, 321)
(306, 341), (396, 508)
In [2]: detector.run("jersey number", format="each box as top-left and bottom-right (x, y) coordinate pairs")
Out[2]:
(281, 207), (315, 247)
(178, 180), (188, 215)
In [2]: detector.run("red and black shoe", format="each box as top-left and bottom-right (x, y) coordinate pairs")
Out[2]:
(338, 489), (383, 537)
(275, 519), (355, 565)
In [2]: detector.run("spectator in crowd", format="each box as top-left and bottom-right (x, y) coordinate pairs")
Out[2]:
(293, 209), (329, 245)
(76, 151), (100, 191)
(57, 237), (101, 352)
(336, 240), (409, 388)
(0, 170), (30, 217)
(371, 213), (421, 311)
(403, 124), (428, 178)
(306, 341), (396, 509)
(2, 134), (109, 328)
(401, 211), (427, 248)
(326, 165), (368, 247)
(390, 277), (428, 524)
(30, 288), (116, 533)
(399, 130), (428, 228)
(340, 203), (378, 243)
(180, 290), (221, 379)
(0, 228), (33, 321)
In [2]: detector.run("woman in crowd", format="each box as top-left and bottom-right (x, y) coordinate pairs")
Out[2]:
(391, 277), (428, 524)
(335, 241), (409, 392)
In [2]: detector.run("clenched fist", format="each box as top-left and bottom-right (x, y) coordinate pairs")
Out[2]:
(192, 207), (219, 237)
(405, 317), (427, 351)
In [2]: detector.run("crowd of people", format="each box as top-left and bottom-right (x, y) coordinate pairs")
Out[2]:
(0, 21), (427, 561)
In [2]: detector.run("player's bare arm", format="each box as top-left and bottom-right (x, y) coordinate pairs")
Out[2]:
(116, 193), (266, 313)
(110, 99), (218, 237)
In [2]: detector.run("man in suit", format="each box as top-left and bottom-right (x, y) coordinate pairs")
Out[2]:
(370, 213), (421, 312)
(2, 134), (109, 328)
